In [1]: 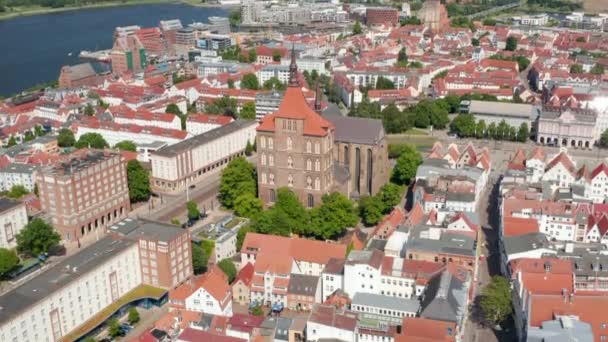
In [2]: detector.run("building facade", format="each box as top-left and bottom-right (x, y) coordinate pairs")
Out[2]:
(0, 198), (28, 249)
(536, 107), (597, 149)
(36, 150), (131, 242)
(150, 120), (257, 194)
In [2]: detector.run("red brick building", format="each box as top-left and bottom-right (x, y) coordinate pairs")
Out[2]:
(135, 28), (164, 56)
(366, 7), (399, 26)
(58, 63), (103, 89)
(36, 150), (131, 243)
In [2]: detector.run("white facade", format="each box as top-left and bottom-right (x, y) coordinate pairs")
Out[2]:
(257, 65), (290, 85)
(321, 272), (343, 301)
(0, 245), (141, 342)
(185, 287), (233, 316)
(343, 262), (381, 298)
(214, 229), (238, 262)
(0, 201), (27, 249)
(74, 125), (185, 148)
(113, 115), (181, 131)
(306, 320), (356, 342)
(186, 121), (225, 136)
(0, 165), (38, 192)
(280, 57), (327, 75)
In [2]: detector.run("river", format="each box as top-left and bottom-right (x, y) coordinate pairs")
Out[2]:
(0, 4), (229, 97)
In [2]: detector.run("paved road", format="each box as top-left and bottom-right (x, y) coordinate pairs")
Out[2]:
(466, 2), (520, 20)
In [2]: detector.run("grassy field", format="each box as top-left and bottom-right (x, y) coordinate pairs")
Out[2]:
(387, 133), (438, 152)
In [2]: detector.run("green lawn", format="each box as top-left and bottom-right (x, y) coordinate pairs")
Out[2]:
(387, 133), (437, 151)
(61, 284), (166, 342)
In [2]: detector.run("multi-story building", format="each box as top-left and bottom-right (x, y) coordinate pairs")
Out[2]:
(0, 198), (28, 249)
(170, 267), (233, 316)
(0, 218), (191, 342)
(36, 150), (130, 242)
(135, 27), (164, 56)
(351, 293), (419, 325)
(150, 120), (256, 194)
(110, 35), (147, 76)
(536, 107), (597, 149)
(58, 63), (102, 89)
(257, 64), (290, 85)
(255, 90), (284, 121)
(73, 119), (188, 148)
(186, 113), (233, 135)
(0, 163), (38, 192)
(175, 27), (195, 56)
(366, 7), (399, 26)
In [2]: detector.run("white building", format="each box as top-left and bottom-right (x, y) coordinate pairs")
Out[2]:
(184, 270), (233, 316)
(306, 305), (357, 342)
(280, 57), (327, 75)
(351, 293), (419, 325)
(343, 250), (383, 298)
(519, 14), (549, 26)
(107, 108), (182, 131)
(150, 120), (257, 194)
(321, 258), (345, 301)
(257, 65), (290, 85)
(186, 113), (233, 136)
(0, 164), (38, 192)
(73, 122), (188, 148)
(0, 198), (28, 249)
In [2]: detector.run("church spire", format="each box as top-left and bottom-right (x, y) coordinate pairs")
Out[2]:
(288, 44), (298, 87)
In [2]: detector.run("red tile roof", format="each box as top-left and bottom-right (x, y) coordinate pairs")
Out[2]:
(233, 262), (254, 286)
(256, 85), (334, 137)
(396, 317), (456, 342)
(227, 313), (265, 333)
(503, 217), (540, 237)
(178, 328), (246, 342)
(241, 233), (346, 265)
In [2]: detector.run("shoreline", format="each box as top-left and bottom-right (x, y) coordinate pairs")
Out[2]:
(0, 0), (237, 21)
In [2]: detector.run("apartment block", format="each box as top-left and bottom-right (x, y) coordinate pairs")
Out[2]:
(36, 150), (130, 242)
(0, 198), (28, 249)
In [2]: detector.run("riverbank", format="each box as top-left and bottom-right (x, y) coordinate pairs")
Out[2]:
(0, 0), (236, 21)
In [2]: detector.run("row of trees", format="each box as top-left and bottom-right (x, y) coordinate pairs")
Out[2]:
(570, 63), (605, 75)
(5, 125), (46, 148)
(351, 99), (451, 134)
(450, 113), (530, 142)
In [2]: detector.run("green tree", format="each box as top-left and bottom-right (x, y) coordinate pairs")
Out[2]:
(108, 318), (122, 338)
(274, 188), (308, 235)
(475, 120), (487, 139)
(127, 160), (150, 203)
(480, 276), (513, 325)
(114, 140), (137, 152)
(382, 103), (410, 134)
(165, 103), (182, 115)
(171, 218), (180, 226)
(472, 38), (480, 46)
(600, 129), (608, 147)
(128, 307), (140, 325)
(353, 20), (363, 35)
(241, 73), (259, 90)
(217, 258), (237, 283)
(391, 145), (422, 185)
(377, 183), (403, 210)
(396, 47), (408, 68)
(16, 218), (60, 257)
(234, 193), (263, 218)
(219, 157), (257, 208)
(487, 122), (497, 139)
(272, 50), (282, 62)
(408, 61), (423, 68)
(400, 16), (421, 25)
(309, 192), (358, 240)
(6, 136), (16, 147)
(35, 125), (45, 137)
(228, 79), (235, 89)
(75, 132), (108, 149)
(245, 140), (254, 156)
(496, 120), (510, 140)
(84, 103), (95, 116)
(251, 305), (264, 316)
(570, 64), (584, 74)
(7, 185), (29, 199)
(57, 128), (75, 147)
(205, 96), (238, 117)
(590, 63), (605, 75)
(575, 36), (586, 43)
(0, 248), (19, 277)
(516, 122), (529, 142)
(239, 101), (256, 120)
(248, 49), (257, 63)
(23, 131), (35, 142)
(375, 76), (395, 90)
(263, 77), (287, 91)
(482, 18), (497, 26)
(236, 225), (251, 251)
(359, 196), (384, 226)
(450, 113), (476, 137)
(187, 200), (200, 220)
(192, 243), (209, 274)
(229, 8), (241, 27)
(505, 36), (518, 51)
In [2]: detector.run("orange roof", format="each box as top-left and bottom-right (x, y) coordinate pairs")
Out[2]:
(256, 85), (334, 137)
(502, 217), (539, 236)
(197, 267), (231, 304)
(529, 294), (608, 340)
(254, 254), (293, 275)
(396, 317), (456, 342)
(233, 262), (255, 286)
(241, 233), (346, 266)
(154, 310), (201, 332)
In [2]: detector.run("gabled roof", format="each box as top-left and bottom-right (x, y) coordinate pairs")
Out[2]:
(396, 317), (456, 342)
(591, 163), (608, 180)
(545, 151), (576, 176)
(502, 217), (539, 237)
(256, 85), (334, 137)
(233, 262), (254, 286)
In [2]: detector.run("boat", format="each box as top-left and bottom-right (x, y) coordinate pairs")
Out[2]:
(67, 52), (73, 56)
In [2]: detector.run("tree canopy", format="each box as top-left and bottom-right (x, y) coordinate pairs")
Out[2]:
(220, 157), (257, 209)
(570, 64), (584, 74)
(126, 160), (150, 203)
(128, 307), (140, 325)
(234, 193), (263, 219)
(263, 77), (287, 91)
(375, 76), (395, 90)
(16, 218), (60, 257)
(505, 36), (518, 51)
(165, 103), (182, 115)
(6, 185), (29, 199)
(391, 145), (422, 185)
(309, 192), (358, 240)
(217, 258), (237, 283)
(353, 20), (363, 35)
(57, 128), (75, 147)
(359, 183), (404, 226)
(114, 140), (137, 152)
(396, 47), (408, 68)
(239, 101), (256, 120)
(205, 96), (238, 117)
(241, 73), (260, 90)
(481, 276), (513, 325)
(0, 248), (19, 277)
(75, 132), (108, 149)
(192, 243), (208, 275)
(187, 200), (201, 220)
